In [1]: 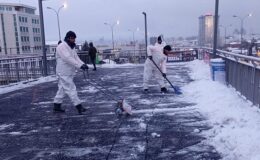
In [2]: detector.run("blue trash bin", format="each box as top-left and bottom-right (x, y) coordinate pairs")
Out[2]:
(210, 58), (226, 84)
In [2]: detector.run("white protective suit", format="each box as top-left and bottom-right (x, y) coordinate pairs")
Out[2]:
(143, 45), (167, 90)
(53, 42), (84, 106)
(155, 41), (166, 48)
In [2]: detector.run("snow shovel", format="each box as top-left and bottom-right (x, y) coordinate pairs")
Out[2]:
(150, 58), (182, 95)
(82, 70), (132, 116)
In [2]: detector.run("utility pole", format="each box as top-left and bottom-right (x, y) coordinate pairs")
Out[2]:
(142, 12), (148, 56)
(38, 0), (47, 76)
(213, 0), (219, 58)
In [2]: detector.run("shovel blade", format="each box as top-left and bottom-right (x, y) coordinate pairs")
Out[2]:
(173, 86), (182, 95)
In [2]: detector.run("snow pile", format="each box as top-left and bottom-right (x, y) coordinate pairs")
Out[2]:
(100, 62), (140, 68)
(0, 76), (57, 95)
(101, 59), (116, 64)
(183, 60), (260, 160)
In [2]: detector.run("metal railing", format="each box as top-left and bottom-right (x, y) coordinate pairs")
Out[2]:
(0, 55), (56, 85)
(0, 48), (199, 86)
(199, 48), (260, 106)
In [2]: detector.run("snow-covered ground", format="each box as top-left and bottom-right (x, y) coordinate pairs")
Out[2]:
(0, 63), (139, 95)
(1, 60), (260, 159)
(0, 76), (57, 95)
(183, 60), (260, 160)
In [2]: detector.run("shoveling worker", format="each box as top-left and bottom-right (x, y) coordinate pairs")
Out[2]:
(143, 44), (172, 93)
(53, 31), (89, 114)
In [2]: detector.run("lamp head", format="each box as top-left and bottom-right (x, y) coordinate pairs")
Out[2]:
(63, 3), (67, 9)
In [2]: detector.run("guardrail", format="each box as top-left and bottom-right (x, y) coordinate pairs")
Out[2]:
(0, 48), (199, 86)
(0, 55), (56, 85)
(199, 48), (260, 106)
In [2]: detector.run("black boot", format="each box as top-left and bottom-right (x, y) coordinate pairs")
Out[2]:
(75, 104), (86, 114)
(161, 87), (168, 93)
(53, 103), (65, 113)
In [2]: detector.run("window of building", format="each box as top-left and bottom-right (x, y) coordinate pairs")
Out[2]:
(0, 6), (4, 11)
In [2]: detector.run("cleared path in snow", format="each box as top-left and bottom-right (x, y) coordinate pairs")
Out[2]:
(0, 63), (221, 160)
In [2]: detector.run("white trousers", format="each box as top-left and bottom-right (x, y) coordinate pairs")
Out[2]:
(54, 75), (82, 106)
(143, 60), (166, 89)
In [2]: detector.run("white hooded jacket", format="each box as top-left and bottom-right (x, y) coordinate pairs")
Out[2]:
(147, 45), (167, 73)
(56, 42), (84, 76)
(143, 45), (167, 89)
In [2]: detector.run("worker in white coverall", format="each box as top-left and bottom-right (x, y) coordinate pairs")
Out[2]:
(53, 31), (89, 114)
(143, 44), (172, 93)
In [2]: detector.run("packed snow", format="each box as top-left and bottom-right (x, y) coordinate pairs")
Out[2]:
(0, 76), (57, 95)
(183, 60), (260, 160)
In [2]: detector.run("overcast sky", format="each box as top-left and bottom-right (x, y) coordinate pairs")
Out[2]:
(0, 0), (259, 42)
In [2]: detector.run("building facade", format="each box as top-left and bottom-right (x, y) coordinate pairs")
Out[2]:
(198, 14), (214, 47)
(0, 3), (42, 56)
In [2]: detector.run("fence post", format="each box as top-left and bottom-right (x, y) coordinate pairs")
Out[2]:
(15, 59), (20, 82)
(25, 61), (29, 79)
(5, 64), (10, 84)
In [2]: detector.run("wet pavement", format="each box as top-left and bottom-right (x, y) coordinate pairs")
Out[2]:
(0, 63), (221, 160)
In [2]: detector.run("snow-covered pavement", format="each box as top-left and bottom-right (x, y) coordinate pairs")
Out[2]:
(183, 60), (260, 160)
(0, 60), (259, 159)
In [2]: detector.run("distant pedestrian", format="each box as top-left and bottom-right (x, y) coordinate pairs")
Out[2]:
(89, 42), (97, 71)
(53, 31), (89, 114)
(143, 44), (172, 93)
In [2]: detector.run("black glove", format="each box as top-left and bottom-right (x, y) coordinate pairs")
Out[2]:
(148, 56), (153, 60)
(162, 73), (166, 78)
(80, 64), (88, 71)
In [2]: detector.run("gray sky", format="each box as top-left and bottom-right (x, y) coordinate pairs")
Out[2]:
(1, 0), (259, 42)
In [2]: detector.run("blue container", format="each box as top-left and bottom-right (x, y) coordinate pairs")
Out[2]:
(210, 58), (226, 84)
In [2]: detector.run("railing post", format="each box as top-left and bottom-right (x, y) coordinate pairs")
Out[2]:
(15, 59), (20, 82)
(25, 61), (29, 79)
(5, 63), (10, 85)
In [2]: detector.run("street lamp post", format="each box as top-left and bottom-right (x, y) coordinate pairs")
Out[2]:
(220, 24), (232, 47)
(38, 0), (47, 76)
(233, 14), (252, 54)
(213, 0), (219, 58)
(104, 20), (119, 50)
(142, 12), (148, 57)
(47, 5), (65, 41)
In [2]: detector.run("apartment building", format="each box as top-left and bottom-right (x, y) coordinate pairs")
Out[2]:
(0, 3), (42, 56)
(198, 14), (214, 47)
